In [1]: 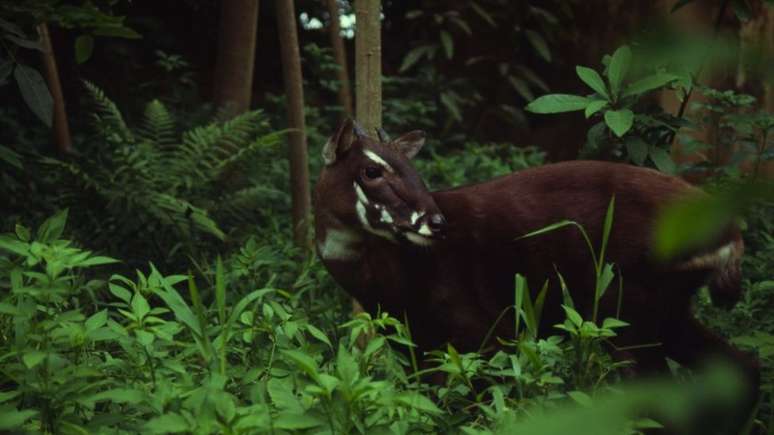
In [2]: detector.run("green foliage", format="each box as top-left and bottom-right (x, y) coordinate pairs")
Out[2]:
(0, 213), (752, 433)
(526, 44), (682, 169)
(415, 142), (545, 189)
(397, 1), (565, 130)
(26, 83), (287, 269)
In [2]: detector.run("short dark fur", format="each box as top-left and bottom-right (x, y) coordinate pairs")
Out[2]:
(315, 121), (760, 430)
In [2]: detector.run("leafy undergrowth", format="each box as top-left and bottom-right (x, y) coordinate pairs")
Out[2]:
(0, 211), (759, 434)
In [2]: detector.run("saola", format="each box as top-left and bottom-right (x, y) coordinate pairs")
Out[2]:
(314, 119), (759, 425)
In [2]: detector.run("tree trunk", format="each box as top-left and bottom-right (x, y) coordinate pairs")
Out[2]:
(355, 0), (382, 133)
(37, 23), (72, 154)
(326, 0), (353, 118)
(213, 0), (259, 116)
(353, 0), (382, 324)
(276, 0), (312, 252)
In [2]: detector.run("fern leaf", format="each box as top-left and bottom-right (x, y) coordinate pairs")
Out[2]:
(139, 99), (177, 147)
(82, 81), (134, 142)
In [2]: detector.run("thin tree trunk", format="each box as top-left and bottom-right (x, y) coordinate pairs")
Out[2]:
(276, 0), (312, 252)
(355, 0), (382, 133)
(326, 0), (353, 118)
(37, 23), (72, 154)
(353, 0), (382, 324)
(213, 0), (259, 116)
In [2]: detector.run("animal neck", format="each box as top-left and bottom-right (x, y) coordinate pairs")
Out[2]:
(315, 211), (366, 263)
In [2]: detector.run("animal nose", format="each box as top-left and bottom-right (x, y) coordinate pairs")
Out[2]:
(428, 214), (446, 233)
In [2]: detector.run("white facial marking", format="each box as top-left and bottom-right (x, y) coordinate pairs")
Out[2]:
(677, 242), (738, 270)
(417, 223), (432, 236)
(405, 232), (433, 247)
(353, 182), (369, 204)
(380, 208), (394, 224)
(410, 211), (424, 225)
(363, 149), (394, 173)
(318, 228), (362, 261)
(356, 200), (396, 241)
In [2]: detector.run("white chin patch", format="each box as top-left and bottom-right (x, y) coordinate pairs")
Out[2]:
(405, 232), (433, 247)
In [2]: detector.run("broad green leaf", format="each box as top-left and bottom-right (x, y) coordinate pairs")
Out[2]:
(14, 64), (53, 127)
(78, 255), (119, 267)
(584, 100), (607, 118)
(131, 293), (151, 320)
(0, 391), (20, 403)
(576, 66), (609, 99)
(274, 412), (324, 430)
(607, 46), (632, 98)
(74, 35), (94, 64)
(0, 235), (27, 256)
(85, 310), (108, 331)
(648, 147), (676, 174)
(306, 324), (332, 348)
(395, 392), (442, 414)
(37, 209), (68, 242)
(622, 73), (677, 98)
(0, 407), (37, 430)
(561, 305), (583, 327)
(108, 282), (132, 304)
(602, 318), (630, 329)
(89, 388), (145, 404)
(625, 136), (648, 165)
(604, 109), (634, 137)
(568, 390), (593, 407)
(23, 350), (46, 368)
(144, 413), (189, 433)
(525, 94), (590, 114)
(281, 349), (320, 382)
(525, 29), (551, 62)
(440, 30), (453, 59)
(595, 263), (616, 302)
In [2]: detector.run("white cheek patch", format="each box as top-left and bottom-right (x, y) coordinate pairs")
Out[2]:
(410, 211), (424, 225)
(318, 228), (362, 261)
(405, 232), (433, 247)
(363, 149), (395, 173)
(353, 182), (369, 204)
(677, 242), (739, 270)
(380, 208), (394, 224)
(417, 223), (432, 236)
(356, 198), (396, 241)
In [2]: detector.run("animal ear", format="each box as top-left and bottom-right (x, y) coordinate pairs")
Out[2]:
(391, 130), (426, 159)
(322, 118), (357, 165)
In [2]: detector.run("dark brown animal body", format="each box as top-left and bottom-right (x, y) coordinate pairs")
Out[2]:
(314, 120), (759, 429)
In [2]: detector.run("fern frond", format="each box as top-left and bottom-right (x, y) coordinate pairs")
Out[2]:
(82, 81), (134, 142)
(169, 110), (268, 187)
(139, 100), (177, 147)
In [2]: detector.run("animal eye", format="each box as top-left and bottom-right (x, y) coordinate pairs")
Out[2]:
(364, 166), (383, 179)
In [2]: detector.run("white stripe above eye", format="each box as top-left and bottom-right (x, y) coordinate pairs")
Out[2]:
(363, 149), (394, 173)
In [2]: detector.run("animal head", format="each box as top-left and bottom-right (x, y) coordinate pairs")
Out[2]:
(315, 119), (446, 246)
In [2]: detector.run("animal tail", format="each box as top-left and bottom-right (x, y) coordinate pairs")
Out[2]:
(677, 233), (745, 308)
